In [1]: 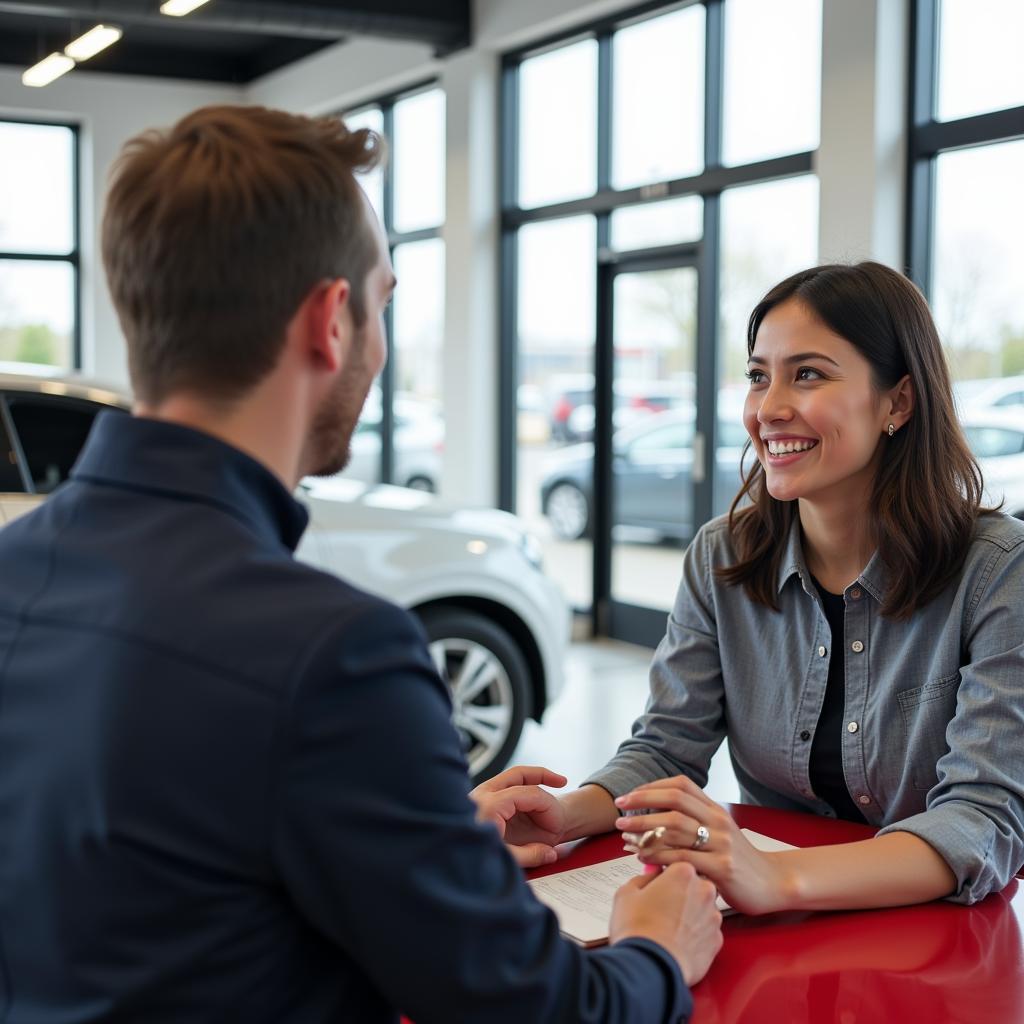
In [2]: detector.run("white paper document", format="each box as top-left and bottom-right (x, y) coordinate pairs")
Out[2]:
(527, 829), (797, 946)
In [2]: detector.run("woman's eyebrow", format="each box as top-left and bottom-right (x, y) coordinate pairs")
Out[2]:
(747, 351), (841, 367)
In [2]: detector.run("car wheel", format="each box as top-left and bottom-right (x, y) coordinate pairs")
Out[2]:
(418, 607), (529, 785)
(544, 482), (590, 540)
(405, 475), (435, 493)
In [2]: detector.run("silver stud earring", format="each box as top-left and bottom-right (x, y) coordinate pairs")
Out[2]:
(887, 423), (895, 437)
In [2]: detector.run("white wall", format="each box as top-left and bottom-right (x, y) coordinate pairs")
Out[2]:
(247, 37), (436, 115)
(0, 67), (241, 384)
(817, 0), (908, 267)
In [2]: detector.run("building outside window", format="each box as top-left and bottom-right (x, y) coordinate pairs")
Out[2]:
(502, 0), (821, 643)
(342, 86), (446, 492)
(0, 119), (79, 370)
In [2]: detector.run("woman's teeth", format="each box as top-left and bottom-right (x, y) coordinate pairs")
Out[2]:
(767, 439), (818, 455)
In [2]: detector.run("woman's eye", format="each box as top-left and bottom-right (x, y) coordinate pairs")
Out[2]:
(745, 369), (766, 385)
(796, 367), (823, 381)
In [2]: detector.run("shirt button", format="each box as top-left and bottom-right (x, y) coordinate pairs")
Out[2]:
(847, 721), (859, 733)
(851, 640), (864, 653)
(849, 587), (862, 600)
(818, 645), (827, 657)
(858, 794), (871, 806)
(800, 729), (811, 741)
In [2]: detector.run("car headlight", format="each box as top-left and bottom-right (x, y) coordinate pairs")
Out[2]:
(518, 530), (544, 571)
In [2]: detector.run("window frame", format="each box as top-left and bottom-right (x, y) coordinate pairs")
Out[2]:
(499, 0), (819, 640)
(340, 80), (443, 487)
(906, 0), (1024, 295)
(0, 116), (82, 369)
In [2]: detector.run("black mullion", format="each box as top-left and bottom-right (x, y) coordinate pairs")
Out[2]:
(592, 29), (614, 625)
(596, 33), (613, 193)
(387, 226), (441, 247)
(915, 106), (1024, 155)
(703, 0), (724, 170)
(498, 57), (520, 512)
(910, 0), (937, 131)
(0, 251), (78, 263)
(906, 0), (938, 292)
(693, 0), (724, 530)
(592, 259), (614, 637)
(71, 122), (81, 369)
(502, 151), (814, 226)
(380, 102), (396, 486)
(601, 242), (701, 272)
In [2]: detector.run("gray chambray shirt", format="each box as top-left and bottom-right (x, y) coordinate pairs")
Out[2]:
(584, 511), (1024, 905)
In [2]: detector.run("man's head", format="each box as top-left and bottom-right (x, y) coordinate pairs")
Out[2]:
(102, 104), (387, 412)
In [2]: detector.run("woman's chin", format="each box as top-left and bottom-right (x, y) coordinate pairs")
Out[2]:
(764, 476), (802, 503)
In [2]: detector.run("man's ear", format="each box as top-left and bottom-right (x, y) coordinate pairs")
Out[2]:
(887, 373), (915, 430)
(304, 277), (352, 374)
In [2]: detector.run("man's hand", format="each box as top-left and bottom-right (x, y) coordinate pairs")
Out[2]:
(470, 765), (568, 868)
(610, 863), (723, 987)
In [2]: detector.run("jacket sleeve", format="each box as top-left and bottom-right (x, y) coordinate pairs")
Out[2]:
(270, 597), (692, 1024)
(877, 535), (1024, 903)
(584, 526), (728, 799)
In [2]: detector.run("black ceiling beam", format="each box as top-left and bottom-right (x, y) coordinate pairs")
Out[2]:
(0, 1), (471, 51)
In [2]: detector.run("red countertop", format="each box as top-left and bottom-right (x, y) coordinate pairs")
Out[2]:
(528, 803), (1024, 1023)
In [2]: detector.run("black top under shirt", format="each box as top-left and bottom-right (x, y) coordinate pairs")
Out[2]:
(809, 578), (868, 824)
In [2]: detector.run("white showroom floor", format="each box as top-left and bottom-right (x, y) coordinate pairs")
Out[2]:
(510, 636), (741, 803)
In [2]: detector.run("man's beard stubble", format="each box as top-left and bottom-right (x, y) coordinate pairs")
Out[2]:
(304, 333), (375, 479)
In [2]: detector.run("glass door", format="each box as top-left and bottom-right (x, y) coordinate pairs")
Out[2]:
(603, 260), (704, 644)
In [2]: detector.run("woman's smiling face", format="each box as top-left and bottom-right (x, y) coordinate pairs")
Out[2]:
(743, 298), (892, 506)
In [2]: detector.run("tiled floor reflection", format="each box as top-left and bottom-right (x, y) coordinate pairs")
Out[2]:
(511, 636), (741, 804)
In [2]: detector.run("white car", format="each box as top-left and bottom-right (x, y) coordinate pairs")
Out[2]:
(955, 375), (1024, 416)
(0, 372), (569, 782)
(961, 408), (1024, 518)
(346, 390), (444, 492)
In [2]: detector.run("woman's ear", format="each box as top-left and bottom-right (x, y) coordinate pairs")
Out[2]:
(888, 374), (915, 430)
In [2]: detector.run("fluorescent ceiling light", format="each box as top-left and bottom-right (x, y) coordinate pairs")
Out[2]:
(22, 53), (75, 88)
(64, 24), (123, 62)
(160, 0), (212, 15)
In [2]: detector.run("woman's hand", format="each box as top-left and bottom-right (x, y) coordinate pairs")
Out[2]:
(470, 765), (569, 867)
(614, 775), (797, 915)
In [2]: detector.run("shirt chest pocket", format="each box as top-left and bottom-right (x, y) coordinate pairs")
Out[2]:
(896, 673), (961, 791)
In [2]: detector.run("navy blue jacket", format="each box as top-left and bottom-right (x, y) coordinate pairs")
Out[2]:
(0, 412), (691, 1023)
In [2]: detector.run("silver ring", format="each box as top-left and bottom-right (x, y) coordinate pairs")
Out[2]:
(691, 824), (711, 849)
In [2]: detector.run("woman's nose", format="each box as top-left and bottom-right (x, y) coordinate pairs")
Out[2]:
(756, 382), (793, 424)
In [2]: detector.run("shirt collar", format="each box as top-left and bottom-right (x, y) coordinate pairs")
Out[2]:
(72, 411), (310, 552)
(775, 514), (890, 601)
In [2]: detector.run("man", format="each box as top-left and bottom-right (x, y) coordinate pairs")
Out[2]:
(0, 106), (721, 1021)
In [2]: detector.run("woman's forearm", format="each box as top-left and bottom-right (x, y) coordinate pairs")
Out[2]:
(559, 784), (619, 842)
(780, 831), (957, 912)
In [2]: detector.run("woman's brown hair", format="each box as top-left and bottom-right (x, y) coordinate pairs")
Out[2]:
(718, 261), (987, 620)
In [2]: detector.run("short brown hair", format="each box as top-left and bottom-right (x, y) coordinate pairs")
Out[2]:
(102, 105), (384, 404)
(719, 261), (989, 620)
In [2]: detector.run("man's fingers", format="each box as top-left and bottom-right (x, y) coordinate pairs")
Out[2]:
(509, 843), (558, 868)
(478, 765), (568, 793)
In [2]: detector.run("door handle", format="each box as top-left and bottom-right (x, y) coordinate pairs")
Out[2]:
(692, 431), (706, 485)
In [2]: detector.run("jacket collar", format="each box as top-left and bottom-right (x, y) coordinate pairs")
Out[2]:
(72, 411), (309, 552)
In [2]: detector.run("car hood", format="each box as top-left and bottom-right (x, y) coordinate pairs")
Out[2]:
(300, 477), (527, 546)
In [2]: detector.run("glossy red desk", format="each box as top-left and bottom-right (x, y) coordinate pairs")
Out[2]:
(529, 804), (1024, 1023)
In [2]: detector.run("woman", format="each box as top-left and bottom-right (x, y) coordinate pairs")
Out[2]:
(480, 261), (1024, 914)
